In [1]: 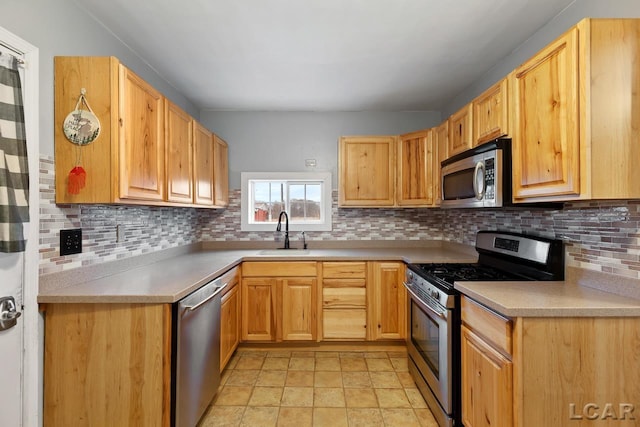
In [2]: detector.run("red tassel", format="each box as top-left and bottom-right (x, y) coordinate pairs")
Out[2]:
(68, 166), (87, 195)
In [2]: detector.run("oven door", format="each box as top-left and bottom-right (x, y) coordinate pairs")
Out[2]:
(404, 281), (453, 414)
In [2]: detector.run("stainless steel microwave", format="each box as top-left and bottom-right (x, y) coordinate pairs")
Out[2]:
(440, 139), (512, 208)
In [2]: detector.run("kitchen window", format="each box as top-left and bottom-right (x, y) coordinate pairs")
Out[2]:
(241, 172), (332, 232)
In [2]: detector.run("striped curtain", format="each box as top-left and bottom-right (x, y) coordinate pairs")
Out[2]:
(0, 52), (29, 253)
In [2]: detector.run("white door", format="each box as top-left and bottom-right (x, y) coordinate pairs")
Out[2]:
(0, 253), (24, 427)
(0, 27), (39, 427)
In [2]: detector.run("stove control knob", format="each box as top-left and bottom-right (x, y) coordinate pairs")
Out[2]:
(407, 272), (413, 281)
(431, 290), (439, 300)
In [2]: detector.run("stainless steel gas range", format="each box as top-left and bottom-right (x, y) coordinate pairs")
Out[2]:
(404, 231), (565, 426)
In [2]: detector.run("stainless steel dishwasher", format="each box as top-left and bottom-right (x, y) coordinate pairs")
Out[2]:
(174, 278), (227, 427)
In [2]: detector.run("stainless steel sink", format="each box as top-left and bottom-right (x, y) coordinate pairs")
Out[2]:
(258, 249), (310, 255)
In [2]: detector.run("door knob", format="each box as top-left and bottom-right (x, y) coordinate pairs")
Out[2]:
(0, 296), (22, 331)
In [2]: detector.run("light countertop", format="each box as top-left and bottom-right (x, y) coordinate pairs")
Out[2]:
(455, 272), (640, 317)
(39, 243), (640, 317)
(38, 243), (477, 304)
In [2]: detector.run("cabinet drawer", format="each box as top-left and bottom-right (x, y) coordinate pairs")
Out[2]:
(461, 296), (512, 357)
(322, 278), (366, 288)
(323, 287), (366, 309)
(322, 262), (366, 278)
(219, 266), (240, 297)
(323, 309), (367, 339)
(242, 261), (317, 277)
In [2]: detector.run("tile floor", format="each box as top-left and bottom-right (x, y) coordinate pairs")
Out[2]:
(198, 348), (439, 427)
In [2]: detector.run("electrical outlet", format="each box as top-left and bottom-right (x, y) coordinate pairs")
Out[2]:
(60, 228), (82, 256)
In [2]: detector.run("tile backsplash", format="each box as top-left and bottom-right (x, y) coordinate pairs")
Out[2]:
(40, 156), (640, 280)
(39, 157), (199, 275)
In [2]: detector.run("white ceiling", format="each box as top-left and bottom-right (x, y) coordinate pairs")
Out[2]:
(73, 0), (574, 112)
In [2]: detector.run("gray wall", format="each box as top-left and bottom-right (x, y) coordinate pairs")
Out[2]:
(443, 0), (640, 117)
(0, 0), (199, 157)
(199, 110), (441, 189)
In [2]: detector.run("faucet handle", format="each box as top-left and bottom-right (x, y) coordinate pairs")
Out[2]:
(299, 231), (308, 249)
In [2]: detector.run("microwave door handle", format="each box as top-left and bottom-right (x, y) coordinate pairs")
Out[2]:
(473, 161), (486, 200)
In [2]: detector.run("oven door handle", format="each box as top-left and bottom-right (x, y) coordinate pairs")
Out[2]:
(403, 282), (448, 321)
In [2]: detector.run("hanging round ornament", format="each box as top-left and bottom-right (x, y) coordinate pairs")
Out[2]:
(62, 88), (100, 195)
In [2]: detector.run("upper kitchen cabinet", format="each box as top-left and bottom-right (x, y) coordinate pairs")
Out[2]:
(193, 122), (215, 206)
(118, 66), (165, 202)
(448, 103), (473, 156)
(472, 76), (510, 145)
(397, 130), (434, 206)
(339, 134), (436, 207)
(339, 136), (397, 207)
(512, 18), (640, 202)
(55, 57), (165, 203)
(54, 56), (229, 208)
(213, 135), (229, 207)
(165, 99), (193, 204)
(433, 121), (449, 206)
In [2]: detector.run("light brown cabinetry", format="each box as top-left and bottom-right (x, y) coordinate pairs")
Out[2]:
(281, 277), (316, 341)
(472, 76), (510, 145)
(448, 103), (473, 156)
(165, 99), (193, 203)
(397, 130), (434, 206)
(220, 267), (241, 370)
(339, 136), (397, 207)
(193, 122), (215, 205)
(321, 262), (368, 340)
(118, 65), (166, 202)
(461, 298), (513, 427)
(512, 19), (640, 202)
(241, 262), (317, 342)
(213, 135), (230, 207)
(461, 295), (640, 427)
(43, 303), (171, 427)
(339, 134), (436, 207)
(54, 57), (166, 204)
(433, 121), (449, 206)
(54, 56), (228, 208)
(368, 261), (406, 340)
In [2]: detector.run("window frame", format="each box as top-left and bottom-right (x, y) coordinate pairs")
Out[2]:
(241, 172), (333, 232)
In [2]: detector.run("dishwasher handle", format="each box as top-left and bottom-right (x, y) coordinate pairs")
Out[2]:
(183, 281), (228, 313)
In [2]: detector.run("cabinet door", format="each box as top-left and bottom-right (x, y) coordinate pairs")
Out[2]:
(241, 278), (276, 341)
(281, 278), (316, 341)
(44, 303), (171, 427)
(397, 130), (433, 206)
(448, 104), (473, 156)
(461, 326), (513, 427)
(473, 77), (509, 145)
(339, 136), (396, 207)
(165, 100), (193, 203)
(512, 27), (580, 200)
(369, 262), (406, 340)
(118, 65), (165, 201)
(193, 122), (215, 206)
(213, 135), (229, 207)
(433, 121), (448, 206)
(220, 285), (240, 370)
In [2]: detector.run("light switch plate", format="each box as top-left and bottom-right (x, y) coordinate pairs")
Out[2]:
(60, 228), (82, 256)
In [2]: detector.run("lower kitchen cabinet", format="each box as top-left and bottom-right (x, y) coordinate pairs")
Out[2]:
(220, 267), (241, 371)
(281, 277), (317, 341)
(369, 261), (406, 340)
(321, 262), (368, 340)
(461, 325), (513, 427)
(241, 261), (317, 342)
(43, 303), (171, 427)
(461, 295), (640, 427)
